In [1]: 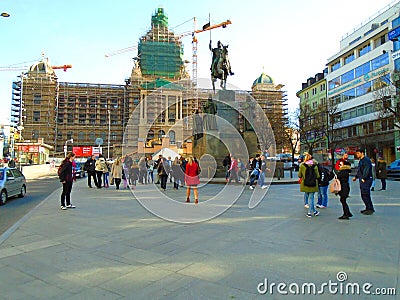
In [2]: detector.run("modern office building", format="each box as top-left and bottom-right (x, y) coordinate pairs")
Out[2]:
(325, 2), (400, 162)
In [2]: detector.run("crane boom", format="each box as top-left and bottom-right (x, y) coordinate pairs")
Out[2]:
(105, 46), (138, 57)
(51, 64), (72, 72)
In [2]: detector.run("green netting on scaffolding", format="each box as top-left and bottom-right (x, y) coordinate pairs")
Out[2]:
(151, 8), (168, 28)
(138, 41), (184, 79)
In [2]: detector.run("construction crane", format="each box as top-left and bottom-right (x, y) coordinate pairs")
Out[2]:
(104, 46), (138, 58)
(0, 64), (72, 72)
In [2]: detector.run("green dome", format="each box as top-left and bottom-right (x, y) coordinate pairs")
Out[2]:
(253, 72), (274, 85)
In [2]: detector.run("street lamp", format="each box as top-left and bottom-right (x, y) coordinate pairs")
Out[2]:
(107, 109), (110, 160)
(64, 138), (73, 158)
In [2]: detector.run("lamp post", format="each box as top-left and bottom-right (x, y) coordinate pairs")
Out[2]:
(107, 109), (111, 160)
(64, 138), (73, 158)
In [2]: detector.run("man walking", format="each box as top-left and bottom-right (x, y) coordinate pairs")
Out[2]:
(352, 148), (375, 215)
(84, 155), (97, 188)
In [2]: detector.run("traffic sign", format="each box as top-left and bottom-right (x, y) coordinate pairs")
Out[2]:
(95, 138), (103, 145)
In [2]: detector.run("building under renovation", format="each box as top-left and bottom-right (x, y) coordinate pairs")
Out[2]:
(9, 7), (288, 163)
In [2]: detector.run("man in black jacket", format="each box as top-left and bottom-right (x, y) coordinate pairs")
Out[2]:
(84, 155), (98, 188)
(353, 148), (375, 215)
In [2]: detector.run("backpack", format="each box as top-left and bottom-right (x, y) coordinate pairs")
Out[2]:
(304, 164), (317, 187)
(318, 165), (330, 186)
(58, 161), (65, 177)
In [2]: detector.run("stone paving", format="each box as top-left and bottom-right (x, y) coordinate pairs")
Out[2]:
(0, 177), (399, 299)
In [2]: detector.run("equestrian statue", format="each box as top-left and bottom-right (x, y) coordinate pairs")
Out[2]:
(209, 40), (234, 93)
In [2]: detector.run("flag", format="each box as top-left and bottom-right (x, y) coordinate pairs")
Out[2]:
(202, 22), (210, 30)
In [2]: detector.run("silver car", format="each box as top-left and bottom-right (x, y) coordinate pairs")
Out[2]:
(0, 167), (27, 205)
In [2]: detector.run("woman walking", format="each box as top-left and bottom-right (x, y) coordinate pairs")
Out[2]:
(58, 152), (77, 210)
(298, 152), (320, 218)
(172, 157), (182, 189)
(111, 157), (123, 190)
(336, 160), (352, 220)
(157, 157), (170, 191)
(95, 154), (108, 188)
(185, 156), (200, 204)
(376, 157), (387, 190)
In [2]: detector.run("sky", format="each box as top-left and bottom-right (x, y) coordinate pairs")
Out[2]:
(0, 0), (398, 125)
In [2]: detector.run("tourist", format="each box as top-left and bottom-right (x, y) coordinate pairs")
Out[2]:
(111, 157), (123, 190)
(336, 160), (352, 220)
(84, 155), (98, 188)
(157, 157), (170, 191)
(58, 152), (76, 210)
(228, 155), (239, 183)
(298, 152), (320, 218)
(370, 158), (377, 191)
(316, 163), (333, 208)
(95, 154), (108, 188)
(376, 157), (387, 191)
(352, 148), (375, 215)
(172, 157), (182, 189)
(185, 156), (200, 204)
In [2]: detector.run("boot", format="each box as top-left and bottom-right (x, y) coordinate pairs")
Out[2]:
(186, 198), (190, 203)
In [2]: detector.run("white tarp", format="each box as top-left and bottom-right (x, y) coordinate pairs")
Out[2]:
(152, 148), (179, 161)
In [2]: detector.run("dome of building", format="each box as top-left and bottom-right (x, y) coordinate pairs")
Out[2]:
(253, 72), (274, 86)
(28, 59), (55, 75)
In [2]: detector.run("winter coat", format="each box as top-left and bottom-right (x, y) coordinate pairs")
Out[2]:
(298, 160), (320, 193)
(337, 165), (351, 198)
(59, 159), (73, 183)
(376, 161), (387, 179)
(111, 163), (123, 179)
(185, 161), (200, 186)
(95, 157), (108, 173)
(84, 158), (96, 172)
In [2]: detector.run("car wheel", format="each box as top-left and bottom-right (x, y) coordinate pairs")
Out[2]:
(0, 190), (7, 205)
(18, 185), (26, 198)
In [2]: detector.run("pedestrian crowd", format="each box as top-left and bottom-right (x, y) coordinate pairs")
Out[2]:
(57, 149), (388, 220)
(298, 148), (386, 220)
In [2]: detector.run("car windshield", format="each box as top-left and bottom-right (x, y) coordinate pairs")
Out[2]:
(0, 169), (4, 181)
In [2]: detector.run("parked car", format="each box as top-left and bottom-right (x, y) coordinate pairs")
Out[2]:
(74, 162), (85, 178)
(0, 167), (27, 205)
(387, 159), (400, 179)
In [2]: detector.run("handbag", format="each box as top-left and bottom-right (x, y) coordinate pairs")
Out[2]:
(329, 175), (341, 193)
(298, 178), (302, 184)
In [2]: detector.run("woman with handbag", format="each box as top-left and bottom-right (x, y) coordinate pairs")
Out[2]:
(336, 160), (352, 220)
(185, 156), (200, 204)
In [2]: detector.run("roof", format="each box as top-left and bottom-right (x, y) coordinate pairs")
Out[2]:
(253, 72), (274, 86)
(152, 147), (179, 161)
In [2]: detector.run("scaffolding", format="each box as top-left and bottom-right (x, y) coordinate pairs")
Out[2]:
(138, 8), (185, 80)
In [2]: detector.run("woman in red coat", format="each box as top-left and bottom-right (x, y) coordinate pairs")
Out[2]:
(185, 156), (200, 204)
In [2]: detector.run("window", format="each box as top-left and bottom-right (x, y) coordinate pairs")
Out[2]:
(320, 83), (326, 91)
(33, 111), (40, 122)
(67, 131), (73, 140)
(328, 77), (340, 90)
(359, 44), (371, 57)
(331, 61), (341, 71)
(371, 52), (389, 70)
(355, 62), (370, 78)
(57, 131), (62, 139)
(158, 130), (165, 139)
(89, 132), (95, 141)
(169, 130), (176, 144)
(78, 132), (85, 140)
(344, 53), (355, 64)
(32, 130), (39, 139)
(33, 94), (41, 104)
(374, 35), (387, 47)
(341, 70), (354, 84)
(111, 132), (117, 140)
(355, 82), (371, 97)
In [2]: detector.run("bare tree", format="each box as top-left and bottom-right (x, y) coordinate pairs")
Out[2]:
(373, 71), (400, 129)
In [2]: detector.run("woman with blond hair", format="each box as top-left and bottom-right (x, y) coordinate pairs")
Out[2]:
(111, 157), (123, 190)
(185, 156), (200, 204)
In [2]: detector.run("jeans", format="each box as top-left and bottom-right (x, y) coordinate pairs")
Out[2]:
(61, 181), (73, 207)
(103, 172), (109, 187)
(258, 171), (265, 187)
(304, 192), (315, 214)
(359, 178), (374, 211)
(380, 178), (386, 190)
(317, 186), (329, 207)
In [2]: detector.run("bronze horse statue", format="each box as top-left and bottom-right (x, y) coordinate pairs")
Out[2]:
(210, 41), (233, 93)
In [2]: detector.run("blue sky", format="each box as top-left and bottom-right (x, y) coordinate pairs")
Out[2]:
(0, 0), (396, 124)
